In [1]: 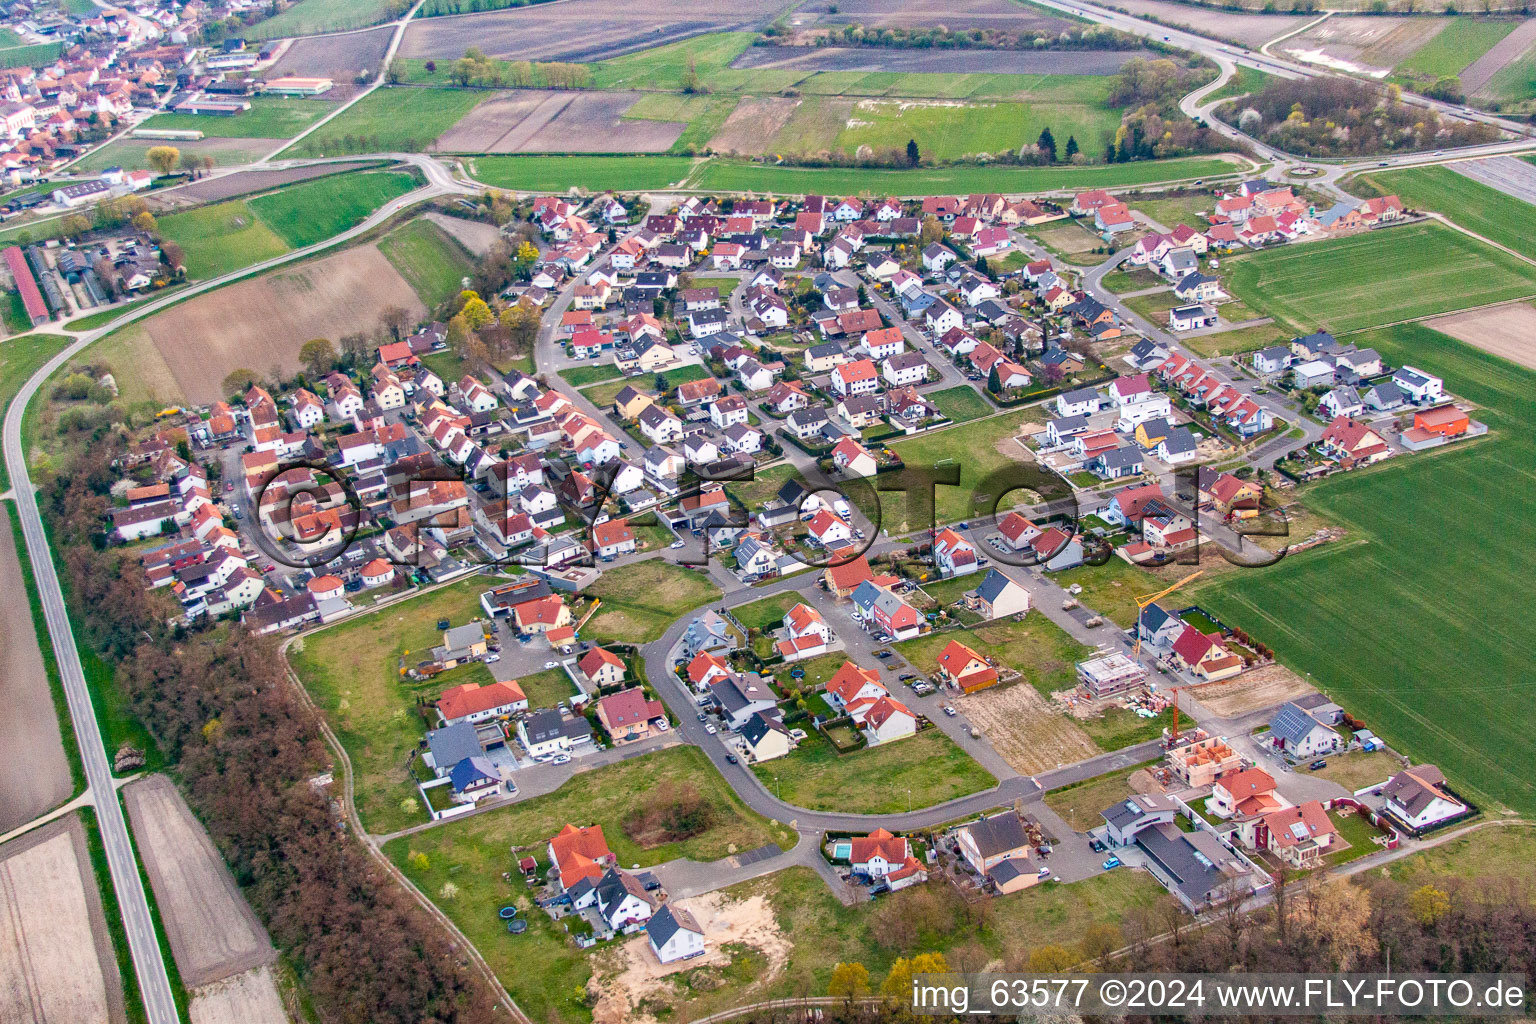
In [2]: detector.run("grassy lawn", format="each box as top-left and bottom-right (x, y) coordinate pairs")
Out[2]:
(1052, 558), (1159, 628)
(723, 461), (799, 511)
(1076, 707), (1173, 753)
(0, 41), (63, 69)
(517, 667), (578, 711)
(1222, 222), (1536, 334)
(247, 169), (418, 248)
(1127, 193), (1215, 230)
(135, 97), (333, 139)
(1346, 163), (1536, 262)
(246, 0), (397, 37)
(1123, 289), (1180, 324)
(581, 559), (721, 644)
(290, 87), (491, 155)
(63, 296), (162, 333)
(386, 747), (795, 1024)
(774, 651), (852, 692)
(899, 617), (1090, 698)
(1181, 321), (1285, 358)
(1204, 65), (1276, 103)
(157, 199), (290, 278)
(691, 155), (1239, 196)
(1195, 322), (1536, 817)
(926, 384), (992, 423)
(1395, 19), (1516, 83)
(686, 277), (740, 299)
(72, 139), (276, 175)
(752, 727), (994, 814)
(287, 578), (494, 833)
(879, 411), (1063, 533)
(1043, 758), (1160, 831)
(469, 155), (696, 193)
(1100, 265), (1166, 294)
(729, 592), (800, 632)
(561, 364), (623, 387)
(836, 99), (1118, 164)
(378, 217), (475, 307)
(1325, 807), (1387, 866)
(1304, 749), (1400, 794)
(1376, 825), (1536, 885)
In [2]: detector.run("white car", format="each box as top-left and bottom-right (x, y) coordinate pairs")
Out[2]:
(656, 720), (669, 731)
(669, 539), (685, 549)
(484, 654), (500, 663)
(544, 660), (557, 669)
(551, 754), (570, 765)
(704, 724), (718, 735)
(942, 705), (957, 717)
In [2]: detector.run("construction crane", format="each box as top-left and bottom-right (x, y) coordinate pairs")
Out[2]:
(1132, 570), (1204, 658)
(1166, 685), (1188, 744)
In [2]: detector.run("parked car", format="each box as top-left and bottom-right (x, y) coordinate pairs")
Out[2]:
(1102, 856), (1121, 870)
(899, 673), (917, 682)
(725, 753), (738, 765)
(1309, 759), (1329, 770)
(1089, 838), (1107, 853)
(704, 724), (717, 735)
(670, 539), (685, 549)
(484, 654), (500, 664)
(697, 712), (708, 722)
(656, 720), (669, 731)
(873, 649), (892, 659)
(544, 660), (557, 669)
(551, 754), (570, 765)
(942, 705), (957, 717)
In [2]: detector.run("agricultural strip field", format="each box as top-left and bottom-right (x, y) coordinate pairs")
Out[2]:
(245, 0), (399, 38)
(751, 727), (995, 813)
(0, 514), (72, 834)
(1394, 18), (1517, 83)
(0, 815), (125, 1024)
(123, 775), (275, 988)
(147, 161), (384, 210)
(261, 27), (394, 100)
(689, 154), (1241, 196)
(157, 200), (291, 278)
(379, 218), (476, 307)
(1429, 301), (1536, 371)
(288, 577), (492, 833)
(135, 97), (335, 140)
(466, 154), (697, 191)
(1221, 221), (1536, 334)
(245, 170), (418, 248)
(286, 87), (492, 156)
(1194, 322), (1536, 816)
(89, 242), (425, 405)
(433, 90), (686, 154)
(385, 747), (796, 1024)
(72, 138), (279, 175)
(836, 98), (1119, 164)
(1347, 162), (1536, 261)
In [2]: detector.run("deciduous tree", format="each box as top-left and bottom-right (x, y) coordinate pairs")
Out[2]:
(146, 145), (180, 176)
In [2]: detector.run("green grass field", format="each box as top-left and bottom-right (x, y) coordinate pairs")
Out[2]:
(837, 99), (1117, 163)
(289, 87), (490, 155)
(247, 169), (417, 248)
(468, 155), (696, 192)
(1195, 322), (1536, 817)
(72, 139), (276, 175)
(1482, 41), (1536, 104)
(289, 577), (496, 833)
(378, 218), (475, 307)
(1347, 164), (1536, 262)
(1205, 64), (1276, 103)
(246, 0), (399, 38)
(1395, 19), (1517, 82)
(899, 617), (1090, 698)
(0, 41), (62, 69)
(753, 727), (995, 814)
(0, 334), (71, 488)
(135, 97), (334, 140)
(560, 364), (623, 387)
(581, 560), (721, 644)
(690, 155), (1238, 196)
(157, 199), (290, 278)
(877, 410), (1065, 532)
(729, 592), (802, 633)
(1222, 221), (1536, 334)
(926, 385), (992, 423)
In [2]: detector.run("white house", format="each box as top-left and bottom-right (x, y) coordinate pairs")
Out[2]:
(1382, 765), (1467, 831)
(1055, 387), (1101, 418)
(1393, 365), (1444, 404)
(647, 905), (706, 963)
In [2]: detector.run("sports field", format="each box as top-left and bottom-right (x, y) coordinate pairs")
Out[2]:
(1346, 164), (1536, 261)
(1222, 222), (1536, 334)
(1196, 322), (1536, 816)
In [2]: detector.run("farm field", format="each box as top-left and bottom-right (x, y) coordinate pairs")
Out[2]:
(690, 154), (1240, 196)
(434, 90), (688, 154)
(925, 384), (992, 422)
(1221, 222), (1536, 334)
(0, 815), (125, 1024)
(378, 217), (476, 307)
(287, 87), (491, 156)
(147, 161), (383, 210)
(836, 97), (1118, 164)
(0, 513), (72, 834)
(1429, 301), (1536, 371)
(261, 26), (393, 98)
(0, 41), (62, 69)
(1062, 0), (1308, 45)
(1481, 37), (1536, 104)
(123, 775), (275, 988)
(581, 560), (722, 644)
(750, 726), (995, 813)
(1394, 18), (1517, 83)
(93, 242), (425, 406)
(1195, 322), (1536, 817)
(385, 746), (795, 1024)
(187, 967), (288, 1024)
(878, 409), (1062, 531)
(135, 96), (334, 140)
(468, 154), (696, 192)
(246, 169), (418, 248)
(288, 577), (492, 833)
(1346, 163), (1536, 261)
(74, 138), (277, 175)
(157, 199), (291, 278)
(245, 0), (398, 38)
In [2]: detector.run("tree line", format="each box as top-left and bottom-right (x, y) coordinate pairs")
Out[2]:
(42, 448), (503, 1024)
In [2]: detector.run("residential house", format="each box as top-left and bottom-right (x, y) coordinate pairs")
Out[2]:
(595, 687), (665, 744)
(934, 639), (996, 693)
(647, 905), (706, 963)
(1382, 765), (1467, 832)
(1267, 701), (1343, 759)
(966, 568), (1030, 619)
(933, 527), (979, 577)
(436, 680), (528, 726)
(956, 812), (1033, 876)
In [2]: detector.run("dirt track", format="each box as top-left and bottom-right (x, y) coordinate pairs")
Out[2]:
(136, 244), (423, 404)
(188, 967), (289, 1024)
(124, 775), (275, 988)
(0, 815), (125, 1024)
(1430, 301), (1536, 371)
(0, 515), (71, 835)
